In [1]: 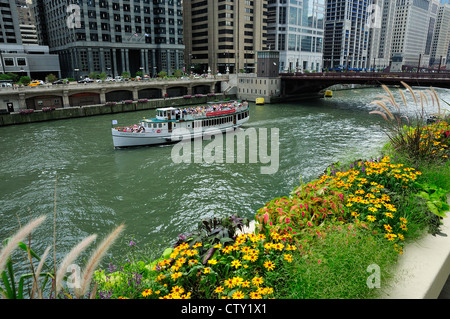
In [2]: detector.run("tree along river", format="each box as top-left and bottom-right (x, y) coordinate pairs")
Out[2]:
(1, 86), (449, 267)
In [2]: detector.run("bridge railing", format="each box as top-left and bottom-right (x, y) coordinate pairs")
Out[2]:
(280, 72), (450, 80)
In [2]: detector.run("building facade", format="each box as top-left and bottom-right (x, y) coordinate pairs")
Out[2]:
(388, 0), (440, 68)
(0, 0), (60, 79)
(267, 0), (325, 73)
(430, 3), (450, 68)
(16, 0), (38, 45)
(183, 0), (268, 74)
(323, 0), (373, 70)
(31, 0), (185, 79)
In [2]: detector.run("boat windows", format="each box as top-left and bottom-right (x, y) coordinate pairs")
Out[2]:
(158, 123), (162, 128)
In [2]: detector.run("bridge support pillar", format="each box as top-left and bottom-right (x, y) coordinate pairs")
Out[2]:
(162, 86), (167, 98)
(187, 85), (193, 95)
(100, 89), (106, 104)
(62, 90), (70, 108)
(18, 93), (26, 110)
(210, 83), (216, 93)
(132, 88), (139, 101)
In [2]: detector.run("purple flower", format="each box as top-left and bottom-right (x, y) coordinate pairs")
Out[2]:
(129, 240), (136, 247)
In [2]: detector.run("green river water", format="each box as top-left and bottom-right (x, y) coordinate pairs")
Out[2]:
(1, 86), (448, 266)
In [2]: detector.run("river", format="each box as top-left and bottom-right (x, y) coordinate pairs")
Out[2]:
(1, 86), (448, 266)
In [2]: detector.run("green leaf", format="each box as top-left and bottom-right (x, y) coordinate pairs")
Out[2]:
(1, 271), (13, 299)
(427, 201), (448, 218)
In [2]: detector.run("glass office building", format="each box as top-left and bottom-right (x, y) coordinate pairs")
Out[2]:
(267, 0), (325, 72)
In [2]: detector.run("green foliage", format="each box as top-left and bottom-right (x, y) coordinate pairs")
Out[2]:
(174, 215), (250, 263)
(0, 239), (53, 299)
(173, 69), (183, 78)
(46, 73), (58, 83)
(414, 182), (449, 218)
(157, 71), (167, 78)
(121, 71), (130, 79)
(19, 76), (31, 85)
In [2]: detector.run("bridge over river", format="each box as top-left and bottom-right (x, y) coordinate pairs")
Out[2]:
(0, 75), (229, 112)
(280, 72), (450, 99)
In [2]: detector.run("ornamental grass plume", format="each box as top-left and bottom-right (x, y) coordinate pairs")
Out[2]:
(31, 246), (51, 299)
(0, 215), (47, 276)
(76, 224), (125, 298)
(54, 234), (97, 296)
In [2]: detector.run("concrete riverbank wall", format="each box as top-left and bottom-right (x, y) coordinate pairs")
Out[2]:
(0, 94), (237, 127)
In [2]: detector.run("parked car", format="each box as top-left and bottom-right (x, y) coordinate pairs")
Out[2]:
(78, 78), (94, 83)
(28, 81), (41, 87)
(52, 79), (69, 85)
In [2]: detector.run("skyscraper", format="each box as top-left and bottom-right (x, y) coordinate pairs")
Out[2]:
(183, 0), (268, 74)
(267, 0), (325, 73)
(31, 0), (185, 79)
(388, 0), (440, 68)
(0, 0), (60, 78)
(323, 0), (373, 70)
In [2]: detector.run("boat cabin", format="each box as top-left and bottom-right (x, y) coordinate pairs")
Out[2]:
(156, 107), (179, 121)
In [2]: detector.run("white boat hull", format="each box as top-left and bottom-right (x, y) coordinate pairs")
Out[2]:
(112, 118), (249, 148)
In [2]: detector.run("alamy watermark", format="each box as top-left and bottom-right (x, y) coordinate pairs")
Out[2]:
(66, 4), (81, 29)
(367, 264), (381, 289)
(171, 127), (280, 175)
(366, 4), (382, 29)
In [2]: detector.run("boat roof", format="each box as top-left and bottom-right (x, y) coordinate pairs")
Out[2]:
(156, 107), (177, 111)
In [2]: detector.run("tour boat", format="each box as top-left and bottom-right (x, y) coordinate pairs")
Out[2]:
(111, 101), (250, 148)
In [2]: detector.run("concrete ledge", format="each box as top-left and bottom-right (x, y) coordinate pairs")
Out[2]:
(381, 211), (450, 299)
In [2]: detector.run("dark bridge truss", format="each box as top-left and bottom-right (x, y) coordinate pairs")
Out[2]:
(280, 72), (450, 99)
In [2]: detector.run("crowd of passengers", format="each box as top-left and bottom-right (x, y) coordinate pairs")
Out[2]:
(179, 101), (248, 118)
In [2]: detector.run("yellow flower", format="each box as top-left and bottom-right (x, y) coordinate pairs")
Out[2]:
(242, 280), (251, 288)
(231, 276), (244, 287)
(214, 286), (224, 294)
(231, 259), (242, 269)
(250, 292), (262, 299)
(203, 267), (211, 274)
(367, 215), (376, 222)
(142, 289), (153, 297)
(208, 259), (218, 265)
(171, 286), (185, 295)
(263, 260), (276, 271)
(224, 279), (234, 288)
(232, 291), (245, 299)
(252, 276), (264, 287)
(385, 212), (394, 219)
(171, 272), (182, 281)
(385, 233), (397, 241)
(284, 254), (293, 262)
(351, 211), (360, 218)
(384, 224), (393, 233)
(400, 224), (408, 231)
(214, 243), (222, 249)
(192, 242), (202, 248)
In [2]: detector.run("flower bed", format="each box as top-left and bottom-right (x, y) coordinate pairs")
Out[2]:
(18, 109), (34, 114)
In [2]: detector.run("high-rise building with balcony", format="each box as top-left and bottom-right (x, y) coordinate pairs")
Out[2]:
(31, 0), (185, 79)
(267, 0), (325, 73)
(183, 0), (268, 74)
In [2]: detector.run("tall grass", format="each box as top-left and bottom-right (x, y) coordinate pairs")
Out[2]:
(370, 82), (448, 163)
(0, 178), (125, 299)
